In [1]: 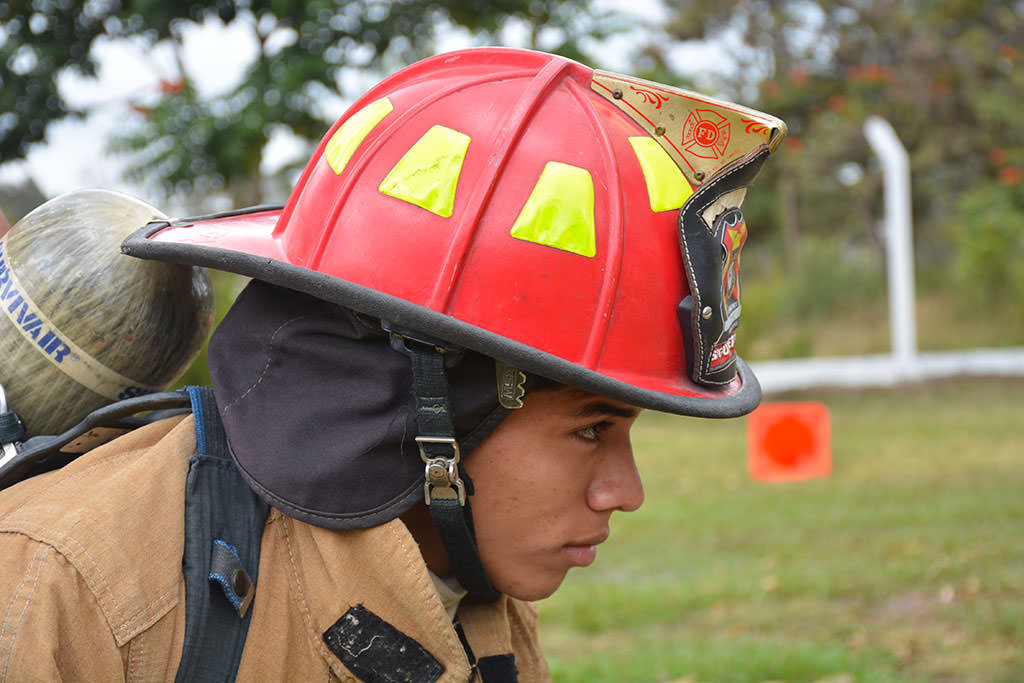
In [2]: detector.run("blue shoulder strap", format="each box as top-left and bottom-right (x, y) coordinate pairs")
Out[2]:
(176, 386), (269, 683)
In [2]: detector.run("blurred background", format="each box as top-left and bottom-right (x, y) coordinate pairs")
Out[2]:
(2, 1), (1022, 680)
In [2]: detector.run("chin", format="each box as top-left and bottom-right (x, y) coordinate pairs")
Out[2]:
(502, 585), (559, 602)
(493, 571), (567, 602)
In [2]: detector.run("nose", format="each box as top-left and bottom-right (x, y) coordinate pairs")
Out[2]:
(587, 442), (645, 513)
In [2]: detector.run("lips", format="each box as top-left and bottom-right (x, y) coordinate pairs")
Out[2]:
(562, 528), (610, 567)
(567, 529), (610, 548)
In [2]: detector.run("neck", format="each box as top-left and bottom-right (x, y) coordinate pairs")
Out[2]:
(399, 501), (452, 576)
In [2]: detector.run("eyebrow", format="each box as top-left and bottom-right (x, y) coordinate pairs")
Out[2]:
(572, 400), (641, 420)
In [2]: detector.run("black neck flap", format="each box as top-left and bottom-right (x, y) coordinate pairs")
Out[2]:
(208, 281), (508, 536)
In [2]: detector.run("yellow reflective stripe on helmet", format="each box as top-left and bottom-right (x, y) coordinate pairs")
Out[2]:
(629, 136), (694, 212)
(510, 161), (596, 258)
(324, 97), (394, 174)
(378, 125), (470, 218)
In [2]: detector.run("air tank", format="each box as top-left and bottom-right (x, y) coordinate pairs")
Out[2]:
(0, 189), (213, 436)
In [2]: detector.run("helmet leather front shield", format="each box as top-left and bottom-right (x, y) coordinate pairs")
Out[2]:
(677, 149), (768, 386)
(591, 71), (785, 387)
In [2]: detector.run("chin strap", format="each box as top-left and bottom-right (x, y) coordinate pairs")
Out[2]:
(386, 325), (499, 598)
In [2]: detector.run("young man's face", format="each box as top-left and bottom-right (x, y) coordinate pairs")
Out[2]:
(464, 387), (645, 601)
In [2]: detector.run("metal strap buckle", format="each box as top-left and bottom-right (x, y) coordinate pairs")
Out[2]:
(416, 436), (466, 506)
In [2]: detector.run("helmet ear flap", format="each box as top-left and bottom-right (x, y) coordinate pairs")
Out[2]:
(677, 148), (770, 387)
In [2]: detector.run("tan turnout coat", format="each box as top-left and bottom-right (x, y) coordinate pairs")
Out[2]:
(0, 415), (550, 681)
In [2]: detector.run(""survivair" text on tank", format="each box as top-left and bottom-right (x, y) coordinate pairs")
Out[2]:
(0, 251), (71, 364)
(0, 242), (158, 400)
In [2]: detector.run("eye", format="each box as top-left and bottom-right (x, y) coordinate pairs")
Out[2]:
(574, 420), (613, 443)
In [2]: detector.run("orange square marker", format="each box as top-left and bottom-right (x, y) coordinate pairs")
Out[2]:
(747, 401), (832, 482)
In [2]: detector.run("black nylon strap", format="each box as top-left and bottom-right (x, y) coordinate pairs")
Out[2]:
(477, 655), (519, 682)
(0, 391), (191, 490)
(409, 346), (451, 433)
(429, 496), (495, 596)
(0, 411), (25, 444)
(175, 386), (269, 683)
(405, 342), (497, 598)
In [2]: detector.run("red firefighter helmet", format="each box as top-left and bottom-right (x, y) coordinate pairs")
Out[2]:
(124, 47), (785, 417)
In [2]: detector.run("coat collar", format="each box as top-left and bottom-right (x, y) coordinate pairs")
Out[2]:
(268, 509), (518, 679)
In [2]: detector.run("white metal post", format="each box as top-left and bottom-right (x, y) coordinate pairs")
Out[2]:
(864, 116), (918, 369)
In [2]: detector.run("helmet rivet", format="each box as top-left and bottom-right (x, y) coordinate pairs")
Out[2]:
(701, 306), (714, 320)
(654, 125), (666, 136)
(612, 89), (623, 99)
(694, 170), (706, 181)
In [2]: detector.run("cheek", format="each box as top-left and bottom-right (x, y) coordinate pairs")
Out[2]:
(467, 440), (579, 507)
(465, 439), (556, 537)
(466, 436), (538, 497)
(464, 445), (517, 539)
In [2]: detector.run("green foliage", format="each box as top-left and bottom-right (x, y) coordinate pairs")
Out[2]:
(776, 238), (884, 320)
(644, 0), (1024, 269)
(0, 0), (106, 158)
(738, 238), (886, 359)
(629, 0), (1024, 359)
(951, 181), (1024, 309)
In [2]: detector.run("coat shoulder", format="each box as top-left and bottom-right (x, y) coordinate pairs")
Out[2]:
(0, 414), (194, 645)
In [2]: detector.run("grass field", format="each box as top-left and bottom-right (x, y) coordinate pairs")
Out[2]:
(538, 377), (1024, 682)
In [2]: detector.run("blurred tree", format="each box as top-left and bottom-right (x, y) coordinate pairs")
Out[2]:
(645, 0), (1024, 280)
(0, 0), (107, 157)
(0, 0), (615, 207)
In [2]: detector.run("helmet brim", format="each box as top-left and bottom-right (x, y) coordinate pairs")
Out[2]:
(123, 208), (761, 418)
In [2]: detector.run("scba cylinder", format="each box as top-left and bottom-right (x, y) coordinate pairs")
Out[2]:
(0, 189), (214, 437)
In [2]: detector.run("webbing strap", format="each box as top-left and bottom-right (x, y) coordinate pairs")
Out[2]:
(175, 386), (269, 683)
(406, 342), (497, 598)
(0, 411), (25, 444)
(428, 496), (495, 595)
